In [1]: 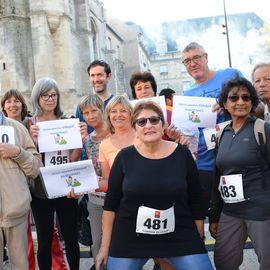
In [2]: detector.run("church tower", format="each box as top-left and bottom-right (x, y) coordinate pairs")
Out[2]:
(0, 0), (34, 95)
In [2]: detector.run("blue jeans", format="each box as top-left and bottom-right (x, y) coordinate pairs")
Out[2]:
(107, 253), (214, 270)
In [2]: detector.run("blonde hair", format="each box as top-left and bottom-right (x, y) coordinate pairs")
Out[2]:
(105, 95), (133, 134)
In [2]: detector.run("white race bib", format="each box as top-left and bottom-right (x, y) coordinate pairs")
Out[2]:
(219, 174), (245, 203)
(203, 127), (217, 150)
(44, 150), (69, 166)
(203, 121), (231, 150)
(136, 205), (175, 235)
(0, 126), (15, 144)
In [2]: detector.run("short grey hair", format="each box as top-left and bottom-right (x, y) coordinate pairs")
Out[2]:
(182, 42), (206, 54)
(79, 94), (104, 114)
(30, 77), (63, 117)
(251, 62), (270, 82)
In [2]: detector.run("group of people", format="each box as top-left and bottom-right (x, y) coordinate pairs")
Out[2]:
(0, 41), (270, 270)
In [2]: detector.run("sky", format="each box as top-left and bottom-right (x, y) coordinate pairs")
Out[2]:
(101, 0), (269, 26)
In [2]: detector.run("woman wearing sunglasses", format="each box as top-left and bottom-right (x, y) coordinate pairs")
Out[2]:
(209, 77), (270, 270)
(96, 101), (213, 270)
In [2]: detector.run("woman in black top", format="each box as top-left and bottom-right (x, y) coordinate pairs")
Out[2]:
(209, 77), (270, 270)
(25, 78), (84, 270)
(96, 101), (213, 270)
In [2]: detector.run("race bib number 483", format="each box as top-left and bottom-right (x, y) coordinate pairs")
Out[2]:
(136, 205), (175, 235)
(219, 174), (245, 203)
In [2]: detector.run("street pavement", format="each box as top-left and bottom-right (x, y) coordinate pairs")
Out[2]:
(3, 225), (260, 270)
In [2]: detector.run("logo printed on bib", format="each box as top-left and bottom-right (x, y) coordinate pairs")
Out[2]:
(155, 211), (160, 218)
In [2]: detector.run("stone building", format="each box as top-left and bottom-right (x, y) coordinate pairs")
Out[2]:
(150, 40), (193, 95)
(0, 0), (150, 114)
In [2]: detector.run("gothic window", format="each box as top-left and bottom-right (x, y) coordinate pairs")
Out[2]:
(90, 18), (98, 59)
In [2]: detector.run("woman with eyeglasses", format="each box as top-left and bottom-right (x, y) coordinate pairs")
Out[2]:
(209, 77), (270, 270)
(96, 101), (213, 270)
(24, 77), (84, 270)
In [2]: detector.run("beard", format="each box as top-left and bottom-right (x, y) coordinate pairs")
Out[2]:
(94, 85), (107, 94)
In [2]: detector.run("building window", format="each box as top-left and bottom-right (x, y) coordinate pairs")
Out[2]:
(117, 45), (120, 58)
(3, 63), (6, 70)
(160, 65), (168, 75)
(108, 37), (112, 50)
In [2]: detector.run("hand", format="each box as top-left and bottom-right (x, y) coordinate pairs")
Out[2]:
(95, 177), (108, 192)
(29, 124), (39, 145)
(166, 124), (181, 141)
(96, 246), (109, 270)
(0, 143), (21, 158)
(209, 223), (218, 239)
(212, 102), (223, 114)
(79, 122), (88, 141)
(175, 135), (190, 146)
(67, 188), (81, 199)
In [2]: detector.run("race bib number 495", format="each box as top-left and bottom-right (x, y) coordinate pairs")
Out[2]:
(45, 150), (69, 166)
(136, 205), (175, 235)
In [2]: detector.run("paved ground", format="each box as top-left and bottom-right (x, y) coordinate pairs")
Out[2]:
(3, 225), (260, 270)
(78, 248), (260, 270)
(3, 248), (259, 270)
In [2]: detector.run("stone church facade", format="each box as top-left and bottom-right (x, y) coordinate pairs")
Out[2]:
(0, 0), (150, 114)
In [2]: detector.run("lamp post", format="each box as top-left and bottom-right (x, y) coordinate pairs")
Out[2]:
(222, 0), (232, 67)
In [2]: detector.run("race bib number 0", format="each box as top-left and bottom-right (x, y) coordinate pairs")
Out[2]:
(136, 205), (175, 235)
(219, 174), (245, 203)
(45, 150), (69, 166)
(0, 126), (15, 144)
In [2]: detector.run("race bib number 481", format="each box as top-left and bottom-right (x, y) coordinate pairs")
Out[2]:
(136, 205), (175, 235)
(219, 174), (245, 203)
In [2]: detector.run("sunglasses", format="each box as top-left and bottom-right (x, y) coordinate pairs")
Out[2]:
(227, 95), (251, 102)
(135, 116), (161, 127)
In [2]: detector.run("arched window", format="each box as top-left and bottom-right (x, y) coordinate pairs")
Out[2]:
(90, 18), (98, 59)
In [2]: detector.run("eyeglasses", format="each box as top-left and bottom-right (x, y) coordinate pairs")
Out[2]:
(227, 95), (251, 102)
(135, 116), (161, 127)
(40, 93), (57, 101)
(182, 54), (205, 66)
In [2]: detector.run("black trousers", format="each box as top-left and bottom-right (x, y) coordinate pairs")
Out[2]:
(198, 170), (214, 217)
(31, 195), (80, 270)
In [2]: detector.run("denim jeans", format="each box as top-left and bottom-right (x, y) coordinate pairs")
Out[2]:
(107, 253), (214, 270)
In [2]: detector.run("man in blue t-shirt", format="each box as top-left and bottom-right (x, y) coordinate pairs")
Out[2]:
(182, 42), (243, 216)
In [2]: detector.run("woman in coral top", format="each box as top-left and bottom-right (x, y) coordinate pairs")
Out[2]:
(99, 95), (136, 184)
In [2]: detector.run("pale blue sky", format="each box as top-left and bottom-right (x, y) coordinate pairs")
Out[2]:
(101, 0), (269, 26)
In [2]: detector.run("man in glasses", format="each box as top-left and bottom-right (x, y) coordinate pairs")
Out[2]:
(181, 42), (243, 218)
(252, 63), (270, 122)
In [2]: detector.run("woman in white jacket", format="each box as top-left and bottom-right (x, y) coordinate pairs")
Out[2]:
(0, 111), (42, 270)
